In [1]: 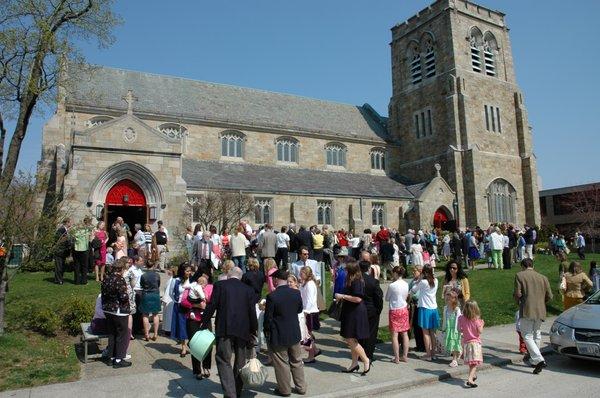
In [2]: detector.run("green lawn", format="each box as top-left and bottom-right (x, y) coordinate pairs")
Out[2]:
(1, 272), (100, 392)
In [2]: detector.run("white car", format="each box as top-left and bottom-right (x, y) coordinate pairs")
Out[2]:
(550, 290), (600, 361)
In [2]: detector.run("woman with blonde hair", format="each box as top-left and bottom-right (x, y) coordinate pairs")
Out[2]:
(300, 266), (321, 363)
(264, 257), (278, 293)
(562, 261), (593, 310)
(218, 259), (235, 281)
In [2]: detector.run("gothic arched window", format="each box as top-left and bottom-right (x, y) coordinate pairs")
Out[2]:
(254, 198), (272, 224)
(158, 123), (186, 139)
(325, 143), (347, 167)
(220, 131), (245, 158)
(487, 179), (516, 223)
(483, 32), (498, 76)
(421, 33), (436, 78)
(469, 27), (484, 73)
(276, 137), (299, 163)
(370, 148), (385, 170)
(408, 42), (422, 85)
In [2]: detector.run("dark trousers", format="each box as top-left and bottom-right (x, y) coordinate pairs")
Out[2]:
(502, 247), (512, 269)
(105, 312), (129, 360)
(275, 247), (289, 270)
(411, 305), (425, 352)
(73, 250), (88, 285)
(133, 291), (143, 334)
(186, 320), (212, 374)
(54, 255), (67, 284)
(216, 336), (248, 398)
(578, 247), (586, 260)
(360, 313), (380, 360)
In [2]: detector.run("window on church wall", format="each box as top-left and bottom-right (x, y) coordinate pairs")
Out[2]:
(158, 123), (186, 139)
(370, 149), (385, 171)
(483, 33), (498, 77)
(372, 203), (385, 225)
(413, 107), (433, 139)
(469, 27), (483, 73)
(325, 143), (347, 167)
(276, 138), (299, 163)
(484, 105), (501, 133)
(254, 198), (272, 224)
(186, 196), (202, 223)
(487, 179), (516, 224)
(221, 131), (245, 158)
(85, 116), (113, 128)
(423, 37), (436, 78)
(317, 200), (333, 225)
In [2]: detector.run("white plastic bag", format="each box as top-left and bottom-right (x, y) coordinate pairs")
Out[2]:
(240, 357), (267, 387)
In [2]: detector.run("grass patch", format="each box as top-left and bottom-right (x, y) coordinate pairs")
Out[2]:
(1, 272), (100, 391)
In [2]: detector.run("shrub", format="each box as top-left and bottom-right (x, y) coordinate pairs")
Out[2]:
(20, 260), (55, 272)
(61, 295), (95, 335)
(28, 307), (61, 336)
(167, 252), (189, 269)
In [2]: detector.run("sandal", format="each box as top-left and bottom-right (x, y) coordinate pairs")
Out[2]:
(143, 335), (150, 342)
(466, 381), (478, 388)
(151, 335), (157, 341)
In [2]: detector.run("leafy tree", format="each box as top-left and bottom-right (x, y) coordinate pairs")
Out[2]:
(0, 0), (121, 190)
(0, 0), (120, 335)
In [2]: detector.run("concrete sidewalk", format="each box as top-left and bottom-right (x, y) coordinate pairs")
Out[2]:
(1, 315), (557, 398)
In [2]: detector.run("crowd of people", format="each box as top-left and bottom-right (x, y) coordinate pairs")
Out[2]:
(53, 215), (599, 395)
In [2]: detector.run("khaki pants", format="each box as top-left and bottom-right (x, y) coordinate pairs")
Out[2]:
(269, 343), (307, 395)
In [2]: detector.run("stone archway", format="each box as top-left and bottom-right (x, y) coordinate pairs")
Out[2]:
(433, 206), (453, 229)
(88, 161), (164, 221)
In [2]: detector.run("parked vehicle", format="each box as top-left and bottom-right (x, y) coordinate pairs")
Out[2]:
(550, 290), (600, 361)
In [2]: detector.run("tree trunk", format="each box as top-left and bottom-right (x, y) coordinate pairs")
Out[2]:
(0, 97), (38, 192)
(0, 113), (6, 177)
(0, 262), (8, 335)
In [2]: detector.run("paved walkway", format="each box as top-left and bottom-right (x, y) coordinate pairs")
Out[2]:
(1, 314), (557, 398)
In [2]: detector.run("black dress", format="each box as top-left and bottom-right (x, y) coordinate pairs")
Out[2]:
(339, 280), (369, 339)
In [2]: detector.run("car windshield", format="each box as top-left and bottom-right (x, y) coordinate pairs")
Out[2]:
(585, 290), (600, 304)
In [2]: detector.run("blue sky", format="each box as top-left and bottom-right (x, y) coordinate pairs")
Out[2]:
(10, 0), (600, 189)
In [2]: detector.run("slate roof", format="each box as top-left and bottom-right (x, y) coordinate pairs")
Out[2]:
(182, 158), (415, 199)
(67, 65), (389, 141)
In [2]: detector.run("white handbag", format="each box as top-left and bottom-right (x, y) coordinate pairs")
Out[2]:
(240, 357), (268, 387)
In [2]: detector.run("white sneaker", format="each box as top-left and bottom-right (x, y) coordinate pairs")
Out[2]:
(110, 354), (132, 361)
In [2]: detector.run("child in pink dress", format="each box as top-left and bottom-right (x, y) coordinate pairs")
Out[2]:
(457, 300), (485, 388)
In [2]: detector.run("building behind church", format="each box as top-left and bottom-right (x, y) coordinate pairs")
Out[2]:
(39, 0), (541, 240)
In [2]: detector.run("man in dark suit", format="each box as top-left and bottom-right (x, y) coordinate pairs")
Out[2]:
(358, 259), (383, 361)
(264, 270), (307, 397)
(192, 231), (214, 282)
(296, 225), (313, 256)
(201, 267), (258, 398)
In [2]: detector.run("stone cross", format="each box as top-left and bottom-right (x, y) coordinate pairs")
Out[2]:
(434, 163), (441, 177)
(122, 90), (138, 115)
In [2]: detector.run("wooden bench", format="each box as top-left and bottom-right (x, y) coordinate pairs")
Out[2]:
(80, 322), (109, 363)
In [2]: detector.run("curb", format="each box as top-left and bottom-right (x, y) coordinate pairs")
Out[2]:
(312, 347), (555, 398)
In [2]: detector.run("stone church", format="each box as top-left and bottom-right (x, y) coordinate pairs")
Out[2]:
(40, 0), (540, 238)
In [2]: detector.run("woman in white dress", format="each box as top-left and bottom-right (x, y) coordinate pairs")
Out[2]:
(411, 243), (424, 266)
(161, 266), (176, 334)
(442, 234), (451, 260)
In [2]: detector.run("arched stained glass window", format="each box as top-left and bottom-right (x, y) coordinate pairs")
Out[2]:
(487, 179), (516, 223)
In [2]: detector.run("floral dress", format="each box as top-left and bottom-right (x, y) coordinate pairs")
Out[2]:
(443, 306), (462, 353)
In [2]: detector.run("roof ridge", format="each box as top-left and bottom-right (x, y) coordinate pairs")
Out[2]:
(84, 63), (375, 111)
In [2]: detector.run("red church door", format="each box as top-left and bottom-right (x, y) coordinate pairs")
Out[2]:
(105, 179), (148, 237)
(433, 207), (450, 229)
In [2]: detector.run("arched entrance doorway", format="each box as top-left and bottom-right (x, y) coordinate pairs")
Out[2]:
(433, 206), (452, 230)
(105, 179), (148, 237)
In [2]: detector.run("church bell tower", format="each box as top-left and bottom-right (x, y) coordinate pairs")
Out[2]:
(388, 0), (540, 228)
